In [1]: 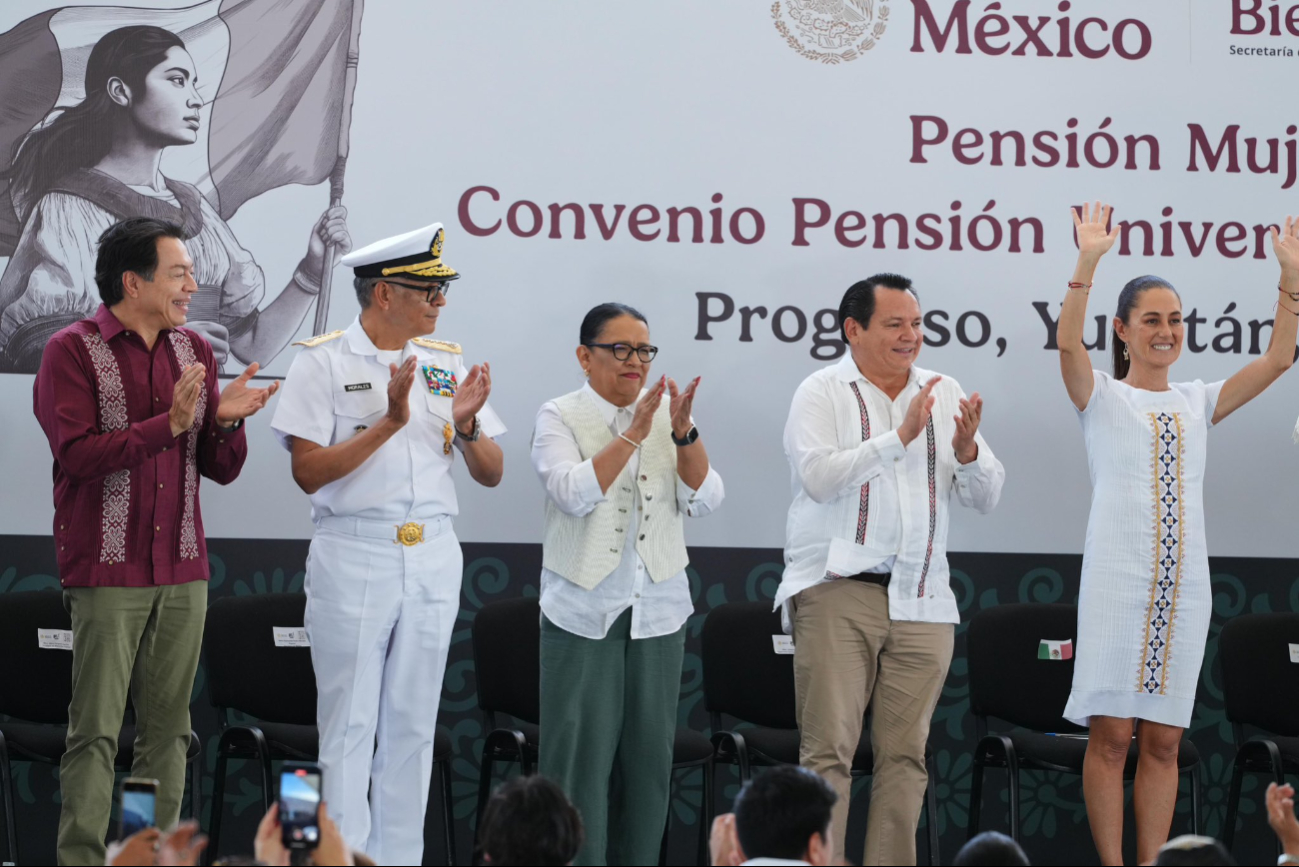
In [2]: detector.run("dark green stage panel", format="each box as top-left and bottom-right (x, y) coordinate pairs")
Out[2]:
(0, 535), (1294, 865)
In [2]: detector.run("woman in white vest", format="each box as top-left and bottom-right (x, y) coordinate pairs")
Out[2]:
(531, 302), (724, 866)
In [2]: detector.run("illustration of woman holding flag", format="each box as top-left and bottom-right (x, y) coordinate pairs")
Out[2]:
(0, 23), (351, 372)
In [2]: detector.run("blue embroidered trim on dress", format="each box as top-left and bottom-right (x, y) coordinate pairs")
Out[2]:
(1138, 411), (1184, 695)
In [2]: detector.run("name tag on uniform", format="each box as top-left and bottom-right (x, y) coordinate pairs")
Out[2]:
(422, 365), (457, 397)
(772, 635), (795, 655)
(343, 382), (372, 392)
(37, 628), (73, 650)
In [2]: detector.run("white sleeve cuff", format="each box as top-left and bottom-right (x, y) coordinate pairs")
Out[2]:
(874, 429), (907, 463)
(677, 466), (724, 516)
(571, 458), (607, 507)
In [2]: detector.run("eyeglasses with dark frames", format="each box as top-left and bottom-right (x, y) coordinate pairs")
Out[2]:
(584, 343), (659, 363)
(384, 278), (451, 303)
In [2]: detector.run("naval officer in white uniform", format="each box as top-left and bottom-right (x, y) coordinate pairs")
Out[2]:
(271, 222), (505, 865)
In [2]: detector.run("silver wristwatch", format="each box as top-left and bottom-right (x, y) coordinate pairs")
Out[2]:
(454, 416), (482, 445)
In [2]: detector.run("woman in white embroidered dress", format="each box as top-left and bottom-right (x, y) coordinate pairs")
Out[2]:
(0, 25), (349, 372)
(1059, 202), (1299, 865)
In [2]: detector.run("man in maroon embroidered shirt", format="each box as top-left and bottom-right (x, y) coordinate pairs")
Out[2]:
(33, 217), (278, 865)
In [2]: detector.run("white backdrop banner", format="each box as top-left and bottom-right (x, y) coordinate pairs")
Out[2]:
(1, 0), (1296, 556)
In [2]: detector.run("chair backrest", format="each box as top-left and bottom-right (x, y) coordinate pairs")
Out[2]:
(1220, 612), (1299, 737)
(702, 602), (797, 730)
(203, 593), (317, 726)
(472, 596), (541, 724)
(0, 590), (73, 724)
(967, 603), (1085, 734)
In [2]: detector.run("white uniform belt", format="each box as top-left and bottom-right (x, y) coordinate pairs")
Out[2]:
(315, 514), (450, 545)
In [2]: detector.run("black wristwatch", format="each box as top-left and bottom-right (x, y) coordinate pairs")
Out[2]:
(671, 425), (699, 447)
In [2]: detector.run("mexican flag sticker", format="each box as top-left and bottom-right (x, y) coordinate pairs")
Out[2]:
(1039, 639), (1073, 660)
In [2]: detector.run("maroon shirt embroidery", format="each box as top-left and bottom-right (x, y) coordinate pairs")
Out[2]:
(33, 304), (247, 587)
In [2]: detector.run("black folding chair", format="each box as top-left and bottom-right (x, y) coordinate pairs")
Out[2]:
(471, 596), (713, 866)
(203, 593), (455, 865)
(701, 601), (940, 866)
(966, 603), (1202, 842)
(1220, 612), (1299, 857)
(0, 590), (201, 866)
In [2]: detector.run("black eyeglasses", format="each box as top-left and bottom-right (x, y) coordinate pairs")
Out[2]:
(585, 343), (659, 362)
(385, 278), (451, 302)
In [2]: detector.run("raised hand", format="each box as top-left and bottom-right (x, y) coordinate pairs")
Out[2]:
(216, 362), (280, 427)
(626, 375), (667, 444)
(1268, 782), (1299, 858)
(156, 820), (208, 866)
(709, 813), (744, 867)
(186, 320), (231, 369)
(312, 802), (355, 867)
(453, 362), (492, 431)
(952, 392), (983, 464)
(253, 803), (290, 867)
(108, 828), (161, 866)
(304, 205), (353, 278)
(1073, 200), (1120, 261)
(386, 356), (417, 428)
(169, 363), (206, 436)
(898, 376), (940, 447)
(668, 376), (701, 437)
(1271, 216), (1299, 275)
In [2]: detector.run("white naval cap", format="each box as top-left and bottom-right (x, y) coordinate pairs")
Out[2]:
(340, 221), (458, 281)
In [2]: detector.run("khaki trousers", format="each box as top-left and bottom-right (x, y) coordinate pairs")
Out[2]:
(792, 580), (953, 866)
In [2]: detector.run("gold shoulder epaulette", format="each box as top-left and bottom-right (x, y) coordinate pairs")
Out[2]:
(292, 330), (345, 348)
(411, 337), (462, 354)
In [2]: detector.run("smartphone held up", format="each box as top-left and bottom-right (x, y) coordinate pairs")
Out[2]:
(279, 762), (323, 850)
(118, 777), (158, 840)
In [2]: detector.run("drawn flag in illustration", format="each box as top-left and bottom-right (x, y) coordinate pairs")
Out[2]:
(0, 0), (361, 256)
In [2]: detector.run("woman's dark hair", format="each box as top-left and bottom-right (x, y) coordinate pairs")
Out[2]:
(839, 273), (917, 341)
(477, 775), (583, 866)
(579, 302), (647, 346)
(95, 216), (187, 306)
(733, 765), (836, 861)
(1112, 275), (1179, 379)
(5, 26), (185, 217)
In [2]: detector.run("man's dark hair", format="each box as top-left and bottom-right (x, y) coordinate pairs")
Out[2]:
(953, 831), (1031, 866)
(733, 765), (836, 862)
(94, 217), (187, 306)
(838, 272), (918, 341)
(1153, 836), (1236, 866)
(478, 775), (582, 866)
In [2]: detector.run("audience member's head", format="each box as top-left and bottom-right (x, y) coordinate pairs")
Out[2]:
(733, 765), (836, 866)
(953, 831), (1030, 866)
(1153, 835), (1236, 866)
(479, 774), (583, 866)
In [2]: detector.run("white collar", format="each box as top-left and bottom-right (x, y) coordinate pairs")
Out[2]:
(582, 381), (640, 426)
(346, 315), (422, 358)
(832, 354), (920, 393)
(345, 316), (381, 357)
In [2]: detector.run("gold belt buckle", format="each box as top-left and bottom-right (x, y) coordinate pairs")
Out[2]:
(394, 522), (425, 546)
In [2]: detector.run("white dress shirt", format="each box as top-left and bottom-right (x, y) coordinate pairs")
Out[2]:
(532, 383), (724, 639)
(271, 316), (506, 522)
(777, 357), (1004, 625)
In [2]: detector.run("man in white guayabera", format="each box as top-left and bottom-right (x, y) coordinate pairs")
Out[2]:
(776, 273), (1005, 866)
